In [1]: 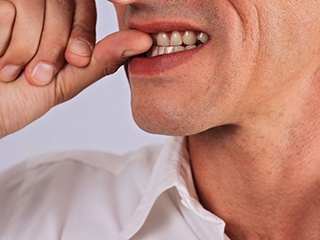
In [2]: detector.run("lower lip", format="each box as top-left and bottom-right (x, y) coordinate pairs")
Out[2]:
(128, 46), (203, 77)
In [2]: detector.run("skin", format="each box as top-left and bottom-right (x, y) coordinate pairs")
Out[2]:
(112, 0), (320, 239)
(0, 0), (152, 137)
(2, 0), (320, 238)
(0, 0), (97, 84)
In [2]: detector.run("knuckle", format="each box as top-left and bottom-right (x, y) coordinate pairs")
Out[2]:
(47, 45), (66, 64)
(18, 46), (37, 62)
(4, 45), (37, 65)
(47, 40), (68, 54)
(72, 22), (96, 40)
(35, 37), (66, 63)
(0, 2), (15, 20)
(57, 0), (74, 13)
(24, 46), (36, 57)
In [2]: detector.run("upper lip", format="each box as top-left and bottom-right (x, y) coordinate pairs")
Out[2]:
(127, 20), (210, 34)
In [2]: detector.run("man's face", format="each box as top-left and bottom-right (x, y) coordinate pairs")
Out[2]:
(113, 0), (320, 136)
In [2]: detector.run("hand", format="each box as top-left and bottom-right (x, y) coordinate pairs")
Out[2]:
(0, 0), (97, 85)
(0, 30), (152, 138)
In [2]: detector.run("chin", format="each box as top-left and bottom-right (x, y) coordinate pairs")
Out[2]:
(131, 105), (212, 136)
(134, 118), (192, 136)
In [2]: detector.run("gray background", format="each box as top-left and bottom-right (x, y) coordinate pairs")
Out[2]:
(0, 1), (166, 171)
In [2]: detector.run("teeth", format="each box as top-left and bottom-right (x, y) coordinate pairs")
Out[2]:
(170, 31), (182, 46)
(186, 45), (197, 50)
(151, 46), (188, 56)
(173, 46), (185, 52)
(182, 31), (197, 45)
(165, 46), (174, 54)
(151, 30), (210, 57)
(159, 46), (166, 55)
(197, 32), (209, 44)
(151, 47), (158, 57)
(157, 32), (170, 46)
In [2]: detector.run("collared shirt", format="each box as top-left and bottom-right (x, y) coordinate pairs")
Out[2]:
(0, 137), (229, 240)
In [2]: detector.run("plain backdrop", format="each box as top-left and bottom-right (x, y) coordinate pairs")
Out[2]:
(0, 1), (167, 171)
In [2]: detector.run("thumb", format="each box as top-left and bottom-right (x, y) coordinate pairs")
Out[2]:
(54, 30), (152, 104)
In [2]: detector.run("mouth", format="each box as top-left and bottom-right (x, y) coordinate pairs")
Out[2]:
(127, 23), (211, 76)
(146, 30), (210, 57)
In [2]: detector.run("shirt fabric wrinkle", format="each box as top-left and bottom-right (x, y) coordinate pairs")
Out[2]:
(0, 137), (228, 240)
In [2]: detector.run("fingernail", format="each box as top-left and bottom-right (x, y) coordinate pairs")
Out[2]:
(69, 39), (92, 56)
(123, 50), (140, 58)
(0, 65), (21, 81)
(31, 62), (55, 85)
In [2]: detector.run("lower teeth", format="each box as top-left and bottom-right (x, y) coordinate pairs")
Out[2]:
(148, 43), (201, 57)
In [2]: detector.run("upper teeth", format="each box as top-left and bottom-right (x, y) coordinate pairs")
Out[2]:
(149, 31), (210, 57)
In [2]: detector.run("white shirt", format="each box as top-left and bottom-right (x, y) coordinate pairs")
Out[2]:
(0, 137), (229, 240)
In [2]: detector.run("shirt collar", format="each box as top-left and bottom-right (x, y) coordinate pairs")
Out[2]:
(119, 137), (226, 240)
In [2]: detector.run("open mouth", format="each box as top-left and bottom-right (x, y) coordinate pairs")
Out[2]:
(146, 30), (210, 57)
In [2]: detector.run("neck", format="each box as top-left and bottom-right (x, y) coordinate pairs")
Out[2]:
(188, 85), (320, 239)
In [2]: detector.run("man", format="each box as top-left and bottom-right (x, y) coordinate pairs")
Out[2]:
(1, 0), (320, 239)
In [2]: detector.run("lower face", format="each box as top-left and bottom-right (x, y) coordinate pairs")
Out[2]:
(114, 1), (315, 136)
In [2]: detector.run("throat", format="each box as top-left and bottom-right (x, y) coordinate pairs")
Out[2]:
(187, 126), (320, 239)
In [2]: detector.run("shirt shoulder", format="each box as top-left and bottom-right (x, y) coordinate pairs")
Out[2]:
(0, 146), (162, 240)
